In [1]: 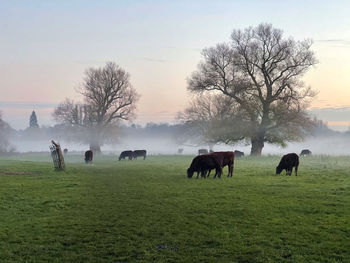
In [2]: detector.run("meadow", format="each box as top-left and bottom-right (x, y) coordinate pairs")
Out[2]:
(0, 153), (349, 262)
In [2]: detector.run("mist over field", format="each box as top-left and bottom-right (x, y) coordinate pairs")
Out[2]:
(7, 128), (350, 156)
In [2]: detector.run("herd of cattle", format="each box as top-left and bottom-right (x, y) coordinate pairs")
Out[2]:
(64, 147), (311, 177)
(80, 149), (147, 163)
(187, 149), (311, 179)
(118, 150), (147, 160)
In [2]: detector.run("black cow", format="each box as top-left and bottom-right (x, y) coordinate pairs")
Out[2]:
(133, 150), (147, 160)
(177, 148), (184, 154)
(198, 149), (209, 155)
(300, 149), (312, 156)
(276, 153), (299, 176)
(119, 150), (133, 161)
(234, 150), (244, 158)
(187, 154), (222, 179)
(84, 150), (93, 164)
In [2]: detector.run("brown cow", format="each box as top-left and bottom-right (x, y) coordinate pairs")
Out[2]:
(187, 154), (222, 179)
(276, 153), (299, 176)
(207, 151), (235, 177)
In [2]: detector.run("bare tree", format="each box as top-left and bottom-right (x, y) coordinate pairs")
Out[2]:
(186, 23), (317, 155)
(53, 62), (139, 152)
(0, 112), (15, 154)
(178, 93), (249, 145)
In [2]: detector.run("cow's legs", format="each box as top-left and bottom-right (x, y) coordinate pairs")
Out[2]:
(196, 171), (200, 179)
(228, 164), (233, 177)
(207, 169), (212, 178)
(215, 166), (222, 179)
(214, 169), (218, 179)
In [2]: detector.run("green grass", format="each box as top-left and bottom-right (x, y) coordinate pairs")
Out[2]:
(0, 154), (349, 262)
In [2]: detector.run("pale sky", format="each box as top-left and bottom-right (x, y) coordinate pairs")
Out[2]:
(1, 0), (349, 130)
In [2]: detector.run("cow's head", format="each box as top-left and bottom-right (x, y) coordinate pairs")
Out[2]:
(276, 166), (283, 175)
(187, 168), (194, 178)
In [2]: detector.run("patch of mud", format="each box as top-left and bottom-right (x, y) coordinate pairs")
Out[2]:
(0, 171), (35, 176)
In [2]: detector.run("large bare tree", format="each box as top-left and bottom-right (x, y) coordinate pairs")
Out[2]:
(53, 62), (139, 152)
(185, 23), (317, 155)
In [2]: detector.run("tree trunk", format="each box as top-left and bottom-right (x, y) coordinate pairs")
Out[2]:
(250, 137), (264, 156)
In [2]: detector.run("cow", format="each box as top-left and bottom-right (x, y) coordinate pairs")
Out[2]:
(276, 153), (299, 176)
(119, 150), (133, 161)
(84, 150), (93, 164)
(207, 151), (235, 177)
(198, 149), (209, 155)
(177, 148), (184, 154)
(234, 150), (244, 158)
(133, 150), (147, 160)
(187, 154), (222, 179)
(300, 149), (312, 157)
(63, 148), (68, 155)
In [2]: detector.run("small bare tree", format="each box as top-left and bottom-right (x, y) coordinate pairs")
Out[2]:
(53, 62), (139, 152)
(0, 112), (15, 154)
(186, 23), (317, 155)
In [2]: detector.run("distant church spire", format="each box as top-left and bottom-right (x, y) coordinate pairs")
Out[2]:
(29, 110), (39, 128)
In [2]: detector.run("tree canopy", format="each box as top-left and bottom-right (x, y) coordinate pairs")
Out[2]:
(53, 62), (139, 152)
(183, 23), (317, 155)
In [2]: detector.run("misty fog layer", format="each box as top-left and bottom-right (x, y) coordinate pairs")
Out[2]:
(8, 134), (350, 156)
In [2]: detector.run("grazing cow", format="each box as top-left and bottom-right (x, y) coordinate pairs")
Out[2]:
(119, 150), (133, 161)
(63, 148), (68, 155)
(207, 151), (235, 177)
(300, 149), (312, 156)
(177, 148), (184, 154)
(187, 154), (222, 179)
(84, 150), (93, 164)
(276, 153), (299, 176)
(234, 150), (244, 158)
(198, 149), (209, 155)
(133, 150), (147, 160)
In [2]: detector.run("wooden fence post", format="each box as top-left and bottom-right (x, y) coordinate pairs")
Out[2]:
(50, 140), (65, 171)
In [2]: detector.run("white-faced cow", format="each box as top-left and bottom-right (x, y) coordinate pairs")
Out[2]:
(300, 149), (312, 157)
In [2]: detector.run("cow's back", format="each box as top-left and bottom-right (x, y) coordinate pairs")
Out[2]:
(210, 151), (234, 166)
(279, 153), (299, 168)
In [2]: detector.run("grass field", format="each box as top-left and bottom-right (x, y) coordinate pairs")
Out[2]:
(0, 153), (350, 262)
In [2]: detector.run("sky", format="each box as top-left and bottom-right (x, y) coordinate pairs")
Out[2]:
(0, 0), (349, 130)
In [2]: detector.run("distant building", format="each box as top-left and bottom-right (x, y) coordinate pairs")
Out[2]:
(29, 110), (39, 128)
